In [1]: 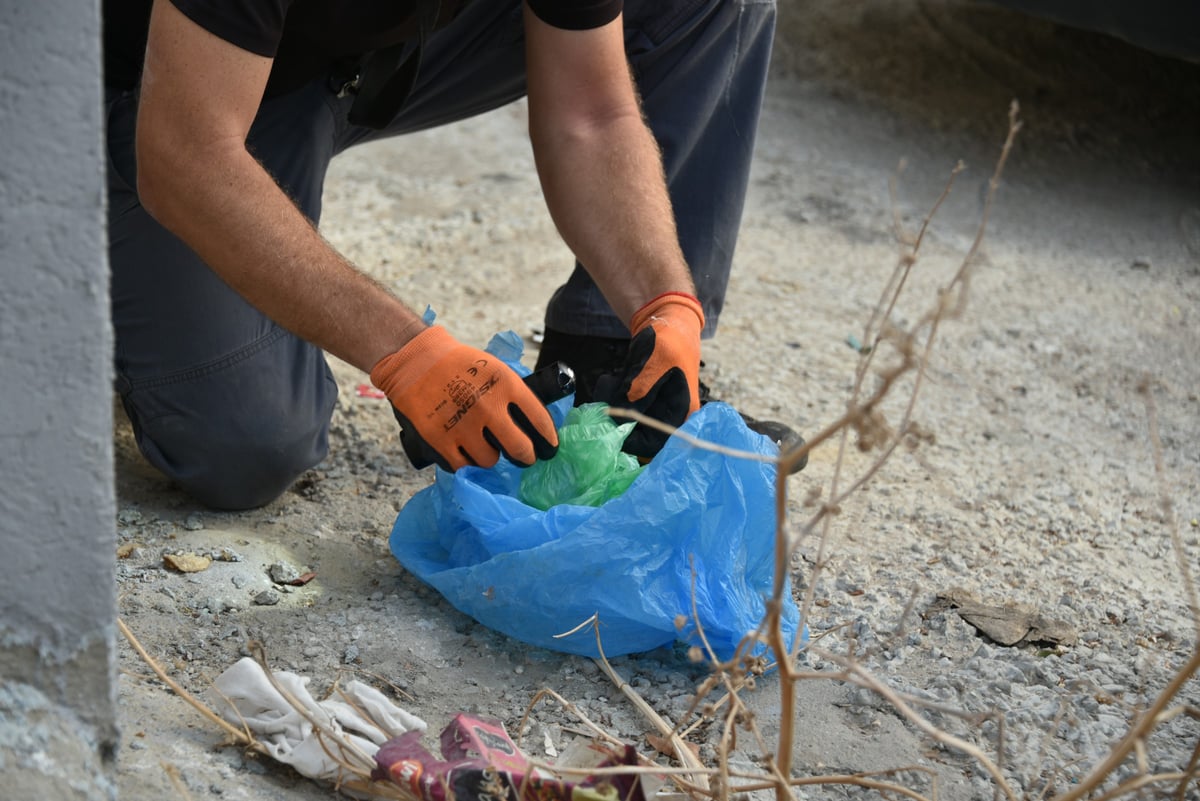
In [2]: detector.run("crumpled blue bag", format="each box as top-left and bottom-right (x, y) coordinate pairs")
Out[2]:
(389, 332), (802, 660)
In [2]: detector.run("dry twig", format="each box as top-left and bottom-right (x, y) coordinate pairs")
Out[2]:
(117, 618), (262, 750)
(759, 104), (1024, 798)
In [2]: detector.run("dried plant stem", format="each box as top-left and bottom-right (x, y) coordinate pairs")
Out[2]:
(592, 647), (711, 793)
(117, 618), (261, 750)
(518, 687), (624, 748)
(765, 103), (1024, 797)
(868, 158), (963, 389)
(779, 775), (932, 800)
(1176, 728), (1200, 801)
(1051, 638), (1200, 801)
(1031, 704), (1070, 801)
(664, 694), (941, 801)
(1141, 382), (1200, 636)
(162, 761), (196, 800)
(728, 765), (938, 800)
(824, 655), (1019, 801)
(519, 684), (723, 801)
(550, 602), (736, 790)
(604, 407), (776, 464)
(246, 643), (380, 777)
(1084, 772), (1192, 801)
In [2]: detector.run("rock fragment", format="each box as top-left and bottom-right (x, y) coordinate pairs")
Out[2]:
(253, 589), (281, 606)
(163, 552), (213, 573)
(269, 561), (301, 584)
(934, 588), (1077, 647)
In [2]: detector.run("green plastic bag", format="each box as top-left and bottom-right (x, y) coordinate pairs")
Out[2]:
(518, 403), (644, 510)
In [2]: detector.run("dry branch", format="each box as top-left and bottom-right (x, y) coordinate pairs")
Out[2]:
(117, 618), (262, 750)
(760, 103), (1025, 798)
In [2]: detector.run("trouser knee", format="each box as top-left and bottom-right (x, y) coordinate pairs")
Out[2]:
(139, 411), (332, 511)
(118, 333), (338, 511)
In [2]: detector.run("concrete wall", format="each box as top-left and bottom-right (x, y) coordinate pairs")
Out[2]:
(0, 0), (117, 798)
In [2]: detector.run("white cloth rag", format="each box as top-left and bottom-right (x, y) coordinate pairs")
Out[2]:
(210, 657), (427, 782)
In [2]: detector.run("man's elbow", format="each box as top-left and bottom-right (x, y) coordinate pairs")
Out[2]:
(134, 128), (179, 223)
(134, 119), (219, 225)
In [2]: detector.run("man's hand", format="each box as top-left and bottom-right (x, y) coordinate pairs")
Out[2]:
(371, 326), (559, 471)
(601, 292), (704, 458)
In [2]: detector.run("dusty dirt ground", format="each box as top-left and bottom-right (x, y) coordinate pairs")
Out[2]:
(113, 1), (1200, 799)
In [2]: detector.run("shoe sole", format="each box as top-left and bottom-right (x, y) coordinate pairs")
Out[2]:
(742, 417), (809, 474)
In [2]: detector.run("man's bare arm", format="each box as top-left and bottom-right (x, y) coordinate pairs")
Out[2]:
(523, 6), (695, 329)
(136, 0), (425, 371)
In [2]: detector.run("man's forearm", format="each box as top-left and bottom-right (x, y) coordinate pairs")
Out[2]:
(136, 138), (424, 372)
(522, 10), (695, 329)
(135, 0), (422, 374)
(529, 106), (695, 329)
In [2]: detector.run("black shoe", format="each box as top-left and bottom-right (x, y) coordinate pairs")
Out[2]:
(535, 328), (807, 472)
(698, 380), (808, 474)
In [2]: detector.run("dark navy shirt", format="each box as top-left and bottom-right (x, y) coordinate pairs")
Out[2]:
(104, 0), (624, 94)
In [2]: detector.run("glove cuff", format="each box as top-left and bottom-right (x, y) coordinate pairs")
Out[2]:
(369, 325), (452, 396)
(630, 292), (705, 335)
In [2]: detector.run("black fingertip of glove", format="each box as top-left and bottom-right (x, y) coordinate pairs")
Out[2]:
(393, 404), (449, 470)
(592, 326), (656, 410)
(620, 421), (670, 459)
(591, 373), (624, 407)
(590, 328), (694, 460)
(618, 367), (692, 459)
(481, 426), (511, 467)
(482, 424), (531, 469)
(620, 326), (657, 390)
(643, 367), (692, 425)
(507, 403), (558, 463)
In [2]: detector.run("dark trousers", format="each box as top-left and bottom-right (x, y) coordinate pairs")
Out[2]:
(106, 0), (776, 509)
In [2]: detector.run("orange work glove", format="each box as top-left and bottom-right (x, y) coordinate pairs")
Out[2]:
(605, 291), (704, 458)
(370, 326), (559, 471)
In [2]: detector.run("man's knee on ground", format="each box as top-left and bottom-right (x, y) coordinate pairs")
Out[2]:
(134, 408), (331, 511)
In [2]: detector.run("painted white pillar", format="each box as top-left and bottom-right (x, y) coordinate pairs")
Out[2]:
(0, 0), (117, 797)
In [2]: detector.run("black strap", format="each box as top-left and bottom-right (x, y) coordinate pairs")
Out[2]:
(347, 0), (442, 129)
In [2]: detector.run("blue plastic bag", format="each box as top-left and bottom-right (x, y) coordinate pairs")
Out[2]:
(389, 334), (802, 660)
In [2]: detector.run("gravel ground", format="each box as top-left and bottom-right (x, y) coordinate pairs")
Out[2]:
(113, 2), (1199, 799)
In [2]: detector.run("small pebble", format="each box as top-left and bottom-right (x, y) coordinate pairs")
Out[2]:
(117, 508), (143, 525)
(253, 589), (281, 606)
(269, 562), (301, 584)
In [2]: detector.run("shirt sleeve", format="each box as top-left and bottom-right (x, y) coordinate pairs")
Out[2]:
(526, 0), (623, 31)
(169, 0), (293, 57)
